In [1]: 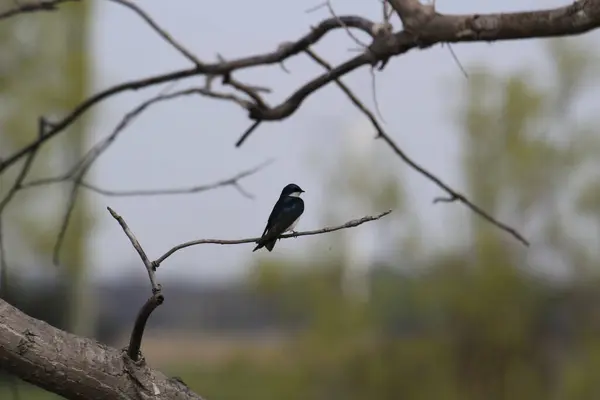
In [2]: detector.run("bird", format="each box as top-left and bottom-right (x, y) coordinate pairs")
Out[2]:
(253, 183), (305, 252)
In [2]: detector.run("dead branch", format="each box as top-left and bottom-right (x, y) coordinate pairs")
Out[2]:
(2, 1), (600, 174)
(152, 209), (392, 269)
(3, 1), (600, 397)
(106, 0), (202, 66)
(77, 159), (272, 199)
(105, 206), (390, 370)
(303, 48), (529, 246)
(108, 207), (163, 364)
(0, 15), (378, 174)
(45, 88), (268, 265)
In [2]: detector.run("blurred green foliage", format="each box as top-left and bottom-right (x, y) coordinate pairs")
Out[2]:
(0, 0), (94, 334)
(5, 37), (600, 400)
(0, 1), (94, 397)
(169, 39), (600, 400)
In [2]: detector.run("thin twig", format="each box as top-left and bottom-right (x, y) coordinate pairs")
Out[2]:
(0, 146), (40, 214)
(106, 0), (203, 67)
(369, 68), (386, 123)
(52, 181), (82, 266)
(107, 207), (162, 363)
(445, 43), (469, 79)
(77, 159), (272, 198)
(24, 160), (271, 198)
(235, 121), (262, 147)
(0, 0), (79, 20)
(307, 0), (370, 48)
(108, 207), (159, 292)
(383, 0), (394, 24)
(152, 209), (392, 269)
(0, 117), (47, 214)
(49, 88), (262, 265)
(304, 48), (529, 246)
(217, 53), (271, 109)
(0, 15), (377, 174)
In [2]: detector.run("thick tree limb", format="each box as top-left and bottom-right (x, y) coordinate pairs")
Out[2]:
(2, 2), (600, 396)
(106, 0), (202, 66)
(387, 0), (600, 41)
(0, 298), (203, 400)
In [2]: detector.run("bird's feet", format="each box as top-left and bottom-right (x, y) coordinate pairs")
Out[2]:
(290, 230), (299, 237)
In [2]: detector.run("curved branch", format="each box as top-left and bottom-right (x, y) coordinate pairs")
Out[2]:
(303, 49), (529, 246)
(106, 0), (202, 66)
(108, 207), (163, 364)
(0, 15), (377, 174)
(108, 207), (159, 293)
(47, 88), (269, 265)
(152, 209), (392, 269)
(127, 294), (164, 361)
(388, 0), (600, 41)
(78, 159), (272, 198)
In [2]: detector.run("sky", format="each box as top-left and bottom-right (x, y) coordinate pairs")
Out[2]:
(75, 0), (599, 283)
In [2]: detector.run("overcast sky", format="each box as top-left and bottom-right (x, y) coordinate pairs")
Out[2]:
(80, 0), (598, 283)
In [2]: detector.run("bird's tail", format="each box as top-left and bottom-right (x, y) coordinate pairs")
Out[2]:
(253, 238), (276, 252)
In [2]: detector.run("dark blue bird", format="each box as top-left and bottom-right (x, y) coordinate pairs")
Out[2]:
(253, 183), (305, 252)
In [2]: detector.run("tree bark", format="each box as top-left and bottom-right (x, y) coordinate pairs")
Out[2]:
(0, 299), (203, 400)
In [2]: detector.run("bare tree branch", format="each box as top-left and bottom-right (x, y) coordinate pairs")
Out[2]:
(0, 15), (378, 174)
(0, 0), (80, 20)
(2, 1), (600, 174)
(4, 1), (600, 396)
(47, 88), (269, 265)
(235, 121), (263, 147)
(106, 0), (202, 66)
(0, 118), (49, 215)
(127, 294), (164, 362)
(77, 159), (272, 198)
(0, 298), (204, 399)
(304, 48), (529, 246)
(106, 206), (391, 383)
(307, 0), (371, 48)
(107, 207), (163, 363)
(152, 209), (393, 269)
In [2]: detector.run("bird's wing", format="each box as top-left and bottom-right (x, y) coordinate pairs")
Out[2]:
(260, 197), (304, 241)
(260, 199), (282, 237)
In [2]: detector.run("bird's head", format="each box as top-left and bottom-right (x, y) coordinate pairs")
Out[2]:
(280, 183), (304, 198)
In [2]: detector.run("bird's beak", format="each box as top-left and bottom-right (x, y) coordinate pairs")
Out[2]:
(300, 189), (305, 193)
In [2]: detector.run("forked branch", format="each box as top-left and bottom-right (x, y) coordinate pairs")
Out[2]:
(107, 207), (162, 363)
(106, 206), (391, 364)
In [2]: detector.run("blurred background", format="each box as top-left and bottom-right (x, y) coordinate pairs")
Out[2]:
(1, 0), (600, 399)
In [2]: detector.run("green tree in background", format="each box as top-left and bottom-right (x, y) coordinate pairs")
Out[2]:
(165, 38), (600, 400)
(457, 39), (600, 275)
(0, 1), (94, 336)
